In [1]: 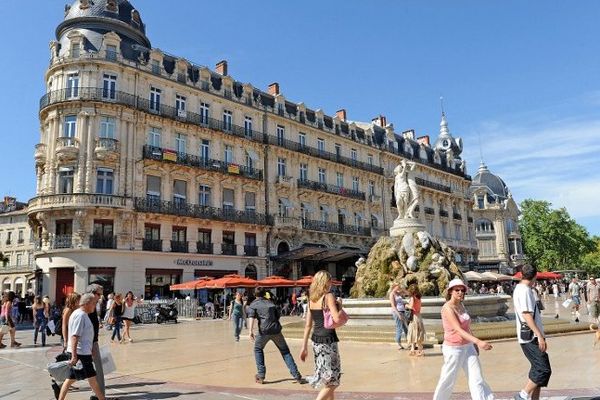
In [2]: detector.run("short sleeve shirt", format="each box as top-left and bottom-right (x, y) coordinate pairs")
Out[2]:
(67, 308), (94, 355)
(569, 282), (581, 297)
(513, 283), (544, 344)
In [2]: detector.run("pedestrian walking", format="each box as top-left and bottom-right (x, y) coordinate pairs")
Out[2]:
(32, 295), (49, 347)
(299, 270), (342, 400)
(58, 293), (105, 400)
(228, 291), (244, 341)
(406, 284), (425, 356)
(103, 294), (114, 328)
(247, 287), (303, 384)
(513, 264), (551, 400)
(109, 293), (124, 343)
(389, 283), (408, 350)
(300, 291), (308, 319)
(568, 278), (582, 322)
(60, 293), (82, 351)
(121, 291), (139, 343)
(0, 292), (21, 348)
(587, 277), (599, 324)
(86, 284), (105, 400)
(433, 279), (494, 400)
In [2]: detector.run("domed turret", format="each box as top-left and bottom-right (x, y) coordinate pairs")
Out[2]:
(56, 0), (151, 61)
(471, 162), (510, 200)
(433, 112), (463, 158)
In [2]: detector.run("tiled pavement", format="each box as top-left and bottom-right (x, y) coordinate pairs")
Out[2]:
(0, 299), (598, 400)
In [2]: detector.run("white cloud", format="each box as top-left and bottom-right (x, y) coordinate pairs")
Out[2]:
(463, 112), (600, 225)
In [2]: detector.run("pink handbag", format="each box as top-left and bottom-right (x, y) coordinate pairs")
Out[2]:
(323, 296), (349, 329)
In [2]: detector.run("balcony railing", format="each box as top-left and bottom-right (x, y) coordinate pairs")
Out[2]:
(1, 264), (37, 273)
(273, 216), (302, 228)
(56, 136), (79, 148)
(439, 210), (449, 218)
(52, 234), (73, 249)
(265, 135), (384, 175)
(143, 239), (162, 251)
(222, 243), (237, 255)
(171, 240), (189, 253)
(244, 245), (258, 256)
(89, 234), (117, 249)
(134, 197), (272, 225)
(196, 242), (213, 254)
(301, 219), (371, 236)
(297, 179), (365, 201)
(415, 177), (452, 194)
(453, 213), (462, 220)
(29, 194), (128, 211)
(95, 137), (119, 152)
(143, 145), (263, 181)
(424, 207), (435, 215)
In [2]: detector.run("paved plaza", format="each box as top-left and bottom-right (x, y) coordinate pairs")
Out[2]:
(0, 299), (599, 400)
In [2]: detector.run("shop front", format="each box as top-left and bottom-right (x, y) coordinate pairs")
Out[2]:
(145, 268), (183, 299)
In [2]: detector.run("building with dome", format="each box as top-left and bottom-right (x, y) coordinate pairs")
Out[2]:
(470, 162), (525, 274)
(29, 0), (477, 302)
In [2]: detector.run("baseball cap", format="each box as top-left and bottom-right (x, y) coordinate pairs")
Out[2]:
(448, 278), (467, 291)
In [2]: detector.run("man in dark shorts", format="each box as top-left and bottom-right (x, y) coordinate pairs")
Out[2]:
(247, 287), (303, 384)
(58, 293), (105, 400)
(513, 265), (551, 400)
(86, 284), (105, 400)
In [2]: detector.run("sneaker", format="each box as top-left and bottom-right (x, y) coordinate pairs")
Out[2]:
(293, 375), (305, 384)
(255, 375), (264, 384)
(51, 381), (61, 400)
(513, 393), (526, 400)
(90, 395), (99, 400)
(575, 317), (580, 323)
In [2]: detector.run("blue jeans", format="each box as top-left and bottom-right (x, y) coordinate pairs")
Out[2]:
(393, 312), (408, 345)
(232, 314), (243, 340)
(111, 317), (122, 341)
(254, 332), (300, 379)
(34, 318), (47, 346)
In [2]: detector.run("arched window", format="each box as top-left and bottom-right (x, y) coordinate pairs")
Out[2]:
(277, 242), (289, 255)
(2, 277), (11, 292)
(244, 264), (257, 280)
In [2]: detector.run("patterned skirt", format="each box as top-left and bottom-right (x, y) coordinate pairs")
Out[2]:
(308, 341), (341, 389)
(406, 314), (425, 344)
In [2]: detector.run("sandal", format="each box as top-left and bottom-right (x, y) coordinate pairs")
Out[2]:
(11, 342), (21, 348)
(255, 375), (264, 384)
(0, 343), (6, 349)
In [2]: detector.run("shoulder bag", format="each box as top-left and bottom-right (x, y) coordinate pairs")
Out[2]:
(323, 295), (349, 329)
(516, 303), (537, 342)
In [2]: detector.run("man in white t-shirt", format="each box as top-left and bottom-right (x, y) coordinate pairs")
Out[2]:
(513, 265), (551, 400)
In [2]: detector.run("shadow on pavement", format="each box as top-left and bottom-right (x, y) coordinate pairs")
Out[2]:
(107, 381), (166, 390)
(115, 391), (205, 399)
(131, 338), (176, 343)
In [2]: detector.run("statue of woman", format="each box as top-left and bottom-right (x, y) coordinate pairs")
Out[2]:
(394, 160), (419, 219)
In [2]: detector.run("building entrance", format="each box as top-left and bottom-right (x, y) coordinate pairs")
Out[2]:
(55, 268), (74, 305)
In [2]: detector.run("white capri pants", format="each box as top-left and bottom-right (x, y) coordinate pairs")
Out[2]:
(433, 343), (494, 400)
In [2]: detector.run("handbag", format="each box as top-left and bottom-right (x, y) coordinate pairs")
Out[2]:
(322, 296), (348, 329)
(0, 324), (8, 335)
(516, 303), (537, 341)
(100, 345), (117, 374)
(404, 309), (414, 323)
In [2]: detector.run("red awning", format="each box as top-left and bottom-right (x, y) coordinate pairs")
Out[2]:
(294, 275), (342, 287)
(169, 276), (213, 291)
(201, 274), (259, 289)
(513, 271), (562, 280)
(257, 275), (296, 287)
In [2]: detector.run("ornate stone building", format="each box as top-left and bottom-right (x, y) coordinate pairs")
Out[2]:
(29, 0), (477, 301)
(470, 162), (525, 274)
(0, 197), (38, 296)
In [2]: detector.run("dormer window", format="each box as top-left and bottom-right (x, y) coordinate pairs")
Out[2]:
(151, 59), (160, 75)
(105, 45), (117, 61)
(106, 0), (118, 12)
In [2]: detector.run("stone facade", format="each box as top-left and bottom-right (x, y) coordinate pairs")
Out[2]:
(470, 162), (525, 274)
(0, 198), (38, 296)
(29, 0), (477, 302)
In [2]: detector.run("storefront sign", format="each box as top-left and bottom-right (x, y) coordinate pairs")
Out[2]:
(174, 259), (213, 267)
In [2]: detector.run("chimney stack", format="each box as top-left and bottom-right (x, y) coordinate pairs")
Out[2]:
(372, 115), (387, 127)
(268, 82), (280, 96)
(417, 135), (430, 146)
(215, 60), (228, 76)
(336, 109), (347, 121)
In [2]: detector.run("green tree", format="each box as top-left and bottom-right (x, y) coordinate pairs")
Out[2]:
(581, 236), (600, 276)
(519, 199), (594, 271)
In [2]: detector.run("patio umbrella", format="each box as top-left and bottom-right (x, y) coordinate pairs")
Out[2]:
(513, 271), (562, 280)
(257, 275), (296, 287)
(464, 271), (483, 282)
(169, 276), (213, 291)
(295, 275), (342, 287)
(201, 274), (259, 289)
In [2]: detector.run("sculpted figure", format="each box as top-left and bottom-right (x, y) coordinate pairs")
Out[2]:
(393, 160), (419, 219)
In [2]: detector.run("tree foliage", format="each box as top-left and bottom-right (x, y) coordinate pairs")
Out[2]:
(519, 199), (595, 271)
(581, 236), (600, 276)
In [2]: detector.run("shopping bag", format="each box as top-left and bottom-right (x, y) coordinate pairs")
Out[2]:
(47, 320), (56, 333)
(99, 345), (117, 374)
(47, 360), (71, 383)
(562, 298), (572, 309)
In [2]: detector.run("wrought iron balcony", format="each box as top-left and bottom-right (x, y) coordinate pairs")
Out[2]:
(301, 219), (371, 236)
(143, 239), (162, 251)
(297, 179), (365, 201)
(244, 245), (258, 256)
(415, 177), (452, 194)
(134, 197), (272, 225)
(265, 135), (383, 175)
(39, 87), (265, 144)
(52, 234), (73, 249)
(170, 240), (189, 253)
(453, 213), (462, 220)
(89, 234), (117, 249)
(439, 210), (449, 218)
(424, 207), (435, 215)
(1, 264), (37, 273)
(196, 242), (213, 254)
(143, 145), (263, 181)
(221, 243), (237, 256)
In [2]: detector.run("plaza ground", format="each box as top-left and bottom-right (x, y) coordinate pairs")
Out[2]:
(0, 297), (598, 400)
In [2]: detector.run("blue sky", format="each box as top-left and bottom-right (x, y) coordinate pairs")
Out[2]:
(1, 1), (599, 235)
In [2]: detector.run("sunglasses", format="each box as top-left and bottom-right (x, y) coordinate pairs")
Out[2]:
(453, 288), (466, 293)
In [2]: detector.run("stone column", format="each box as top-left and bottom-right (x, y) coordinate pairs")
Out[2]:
(118, 119), (127, 196)
(84, 114), (96, 193)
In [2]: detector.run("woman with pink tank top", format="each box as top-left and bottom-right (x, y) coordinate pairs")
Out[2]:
(433, 278), (494, 400)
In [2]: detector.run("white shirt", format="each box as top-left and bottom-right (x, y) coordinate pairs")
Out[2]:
(513, 283), (544, 344)
(67, 308), (94, 355)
